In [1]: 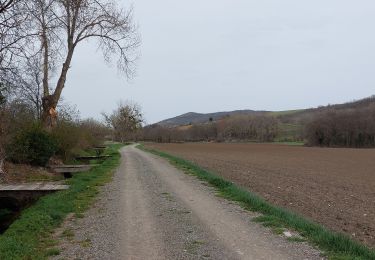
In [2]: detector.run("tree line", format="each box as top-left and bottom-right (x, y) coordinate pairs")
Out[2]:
(140, 115), (278, 143)
(140, 98), (375, 148)
(305, 103), (375, 148)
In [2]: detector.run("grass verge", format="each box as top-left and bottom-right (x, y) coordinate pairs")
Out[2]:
(0, 144), (123, 260)
(272, 141), (305, 146)
(137, 144), (375, 260)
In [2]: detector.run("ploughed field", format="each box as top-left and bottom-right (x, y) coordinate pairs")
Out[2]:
(145, 142), (375, 248)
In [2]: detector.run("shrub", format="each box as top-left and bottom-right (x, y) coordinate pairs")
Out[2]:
(7, 125), (57, 166)
(51, 122), (82, 160)
(51, 120), (108, 161)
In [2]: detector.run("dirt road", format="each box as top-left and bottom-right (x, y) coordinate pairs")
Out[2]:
(56, 145), (322, 259)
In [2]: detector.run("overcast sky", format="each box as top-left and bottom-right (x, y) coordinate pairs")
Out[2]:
(64, 0), (375, 124)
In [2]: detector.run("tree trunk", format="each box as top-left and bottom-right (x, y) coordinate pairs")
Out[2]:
(41, 49), (74, 129)
(41, 94), (58, 130)
(42, 28), (49, 97)
(0, 146), (5, 181)
(0, 157), (4, 174)
(0, 108), (6, 177)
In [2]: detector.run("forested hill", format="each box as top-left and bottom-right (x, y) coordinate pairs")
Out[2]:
(157, 96), (375, 127)
(157, 110), (268, 127)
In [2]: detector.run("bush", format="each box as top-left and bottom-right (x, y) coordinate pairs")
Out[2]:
(51, 120), (108, 161)
(51, 122), (82, 160)
(7, 125), (57, 166)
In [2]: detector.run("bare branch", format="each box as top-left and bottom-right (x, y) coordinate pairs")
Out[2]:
(0, 0), (14, 14)
(17, 0), (139, 129)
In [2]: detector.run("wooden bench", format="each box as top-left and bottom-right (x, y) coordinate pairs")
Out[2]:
(94, 145), (107, 149)
(75, 155), (111, 164)
(50, 164), (96, 178)
(0, 182), (69, 209)
(93, 147), (106, 156)
(0, 183), (69, 191)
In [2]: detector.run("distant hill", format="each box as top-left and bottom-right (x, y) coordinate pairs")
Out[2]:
(276, 95), (375, 123)
(156, 96), (375, 128)
(157, 110), (268, 127)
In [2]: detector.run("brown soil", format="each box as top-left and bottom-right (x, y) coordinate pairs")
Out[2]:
(145, 142), (375, 248)
(0, 162), (63, 184)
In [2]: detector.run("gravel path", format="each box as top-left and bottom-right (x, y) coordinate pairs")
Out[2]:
(53, 145), (324, 259)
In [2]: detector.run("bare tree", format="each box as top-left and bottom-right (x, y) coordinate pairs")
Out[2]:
(0, 0), (13, 13)
(26, 0), (139, 129)
(0, 0), (31, 80)
(0, 98), (6, 175)
(11, 55), (45, 118)
(305, 105), (375, 148)
(0, 0), (16, 175)
(0, 0), (17, 78)
(0, 92), (14, 175)
(0, 82), (6, 104)
(103, 101), (143, 142)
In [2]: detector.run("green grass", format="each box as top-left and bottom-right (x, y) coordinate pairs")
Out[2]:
(26, 172), (64, 182)
(65, 147), (102, 165)
(0, 208), (12, 219)
(44, 248), (60, 256)
(267, 109), (304, 117)
(0, 144), (123, 260)
(137, 144), (375, 260)
(61, 228), (74, 240)
(273, 141), (305, 146)
(276, 123), (304, 143)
